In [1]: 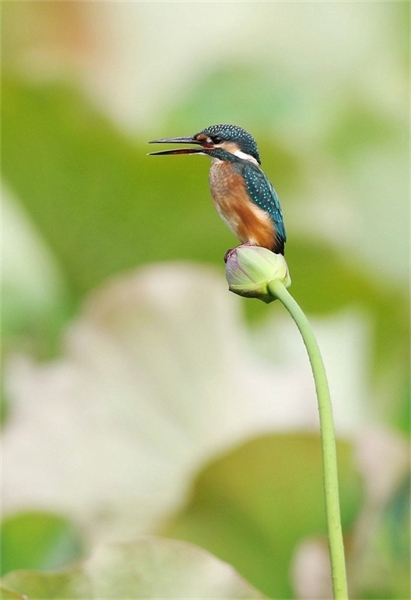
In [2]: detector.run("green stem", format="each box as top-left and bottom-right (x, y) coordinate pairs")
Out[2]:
(268, 279), (348, 600)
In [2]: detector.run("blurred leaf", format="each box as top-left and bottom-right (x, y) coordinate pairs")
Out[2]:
(0, 586), (26, 600)
(384, 474), (410, 563)
(165, 64), (304, 142)
(0, 512), (83, 576)
(2, 285), (75, 364)
(1, 571), (90, 600)
(358, 475), (410, 599)
(325, 101), (406, 167)
(286, 240), (371, 315)
(1, 76), (231, 297)
(164, 433), (362, 598)
(2, 189), (74, 359)
(1, 537), (265, 598)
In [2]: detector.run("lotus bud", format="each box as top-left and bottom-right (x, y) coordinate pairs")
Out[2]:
(225, 246), (291, 303)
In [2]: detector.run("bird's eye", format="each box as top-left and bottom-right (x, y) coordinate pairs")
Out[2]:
(212, 136), (222, 144)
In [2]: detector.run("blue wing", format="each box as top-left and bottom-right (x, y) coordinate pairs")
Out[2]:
(238, 161), (286, 254)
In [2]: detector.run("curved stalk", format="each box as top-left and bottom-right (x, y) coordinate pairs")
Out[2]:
(268, 279), (348, 600)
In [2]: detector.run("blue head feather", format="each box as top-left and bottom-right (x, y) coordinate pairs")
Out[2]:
(198, 124), (261, 165)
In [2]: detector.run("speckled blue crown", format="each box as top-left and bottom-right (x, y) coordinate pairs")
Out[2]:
(199, 124), (261, 165)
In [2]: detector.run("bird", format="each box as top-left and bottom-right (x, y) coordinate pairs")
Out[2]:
(148, 124), (286, 257)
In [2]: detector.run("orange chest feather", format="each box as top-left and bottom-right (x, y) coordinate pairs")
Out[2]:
(208, 162), (275, 249)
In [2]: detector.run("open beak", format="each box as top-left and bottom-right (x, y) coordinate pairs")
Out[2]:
(148, 136), (205, 156)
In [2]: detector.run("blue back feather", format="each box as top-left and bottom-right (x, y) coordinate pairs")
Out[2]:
(236, 161), (286, 253)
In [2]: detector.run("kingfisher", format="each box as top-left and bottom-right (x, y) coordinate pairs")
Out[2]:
(148, 124), (286, 257)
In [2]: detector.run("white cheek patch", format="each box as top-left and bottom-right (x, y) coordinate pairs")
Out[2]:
(232, 149), (259, 165)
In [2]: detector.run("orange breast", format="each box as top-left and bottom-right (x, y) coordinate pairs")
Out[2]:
(209, 162), (276, 250)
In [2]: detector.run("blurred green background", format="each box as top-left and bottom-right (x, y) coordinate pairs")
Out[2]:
(1, 2), (409, 598)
